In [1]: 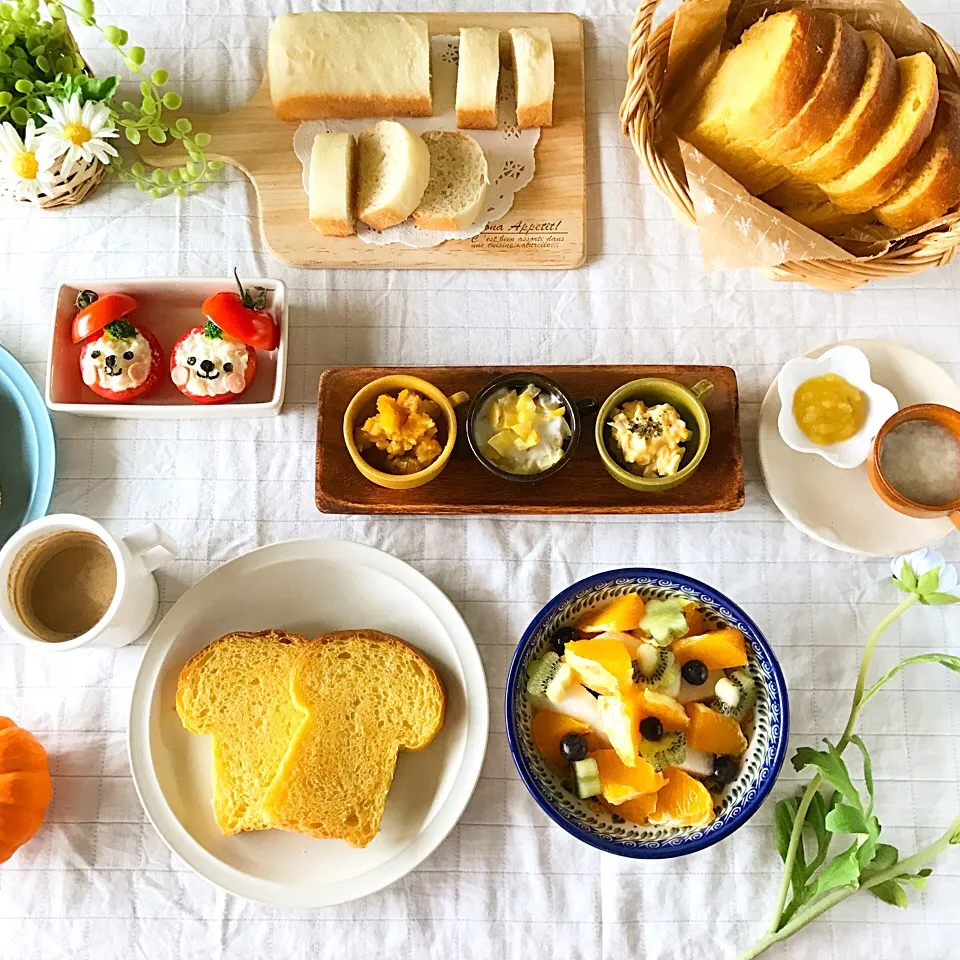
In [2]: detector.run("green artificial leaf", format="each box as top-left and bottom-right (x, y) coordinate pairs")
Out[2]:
(151, 68), (167, 86)
(871, 879), (909, 908)
(102, 24), (123, 45)
(124, 126), (140, 144)
(825, 803), (870, 836)
(174, 117), (191, 134)
(80, 74), (119, 102)
(899, 563), (918, 591)
(637, 598), (689, 646)
(194, 131), (211, 147)
(900, 869), (932, 891)
(917, 567), (941, 595)
(161, 90), (181, 110)
(128, 45), (145, 65)
(923, 593), (960, 606)
(867, 843), (900, 872)
(774, 797), (798, 863)
(203, 320), (223, 340)
(147, 125), (166, 144)
(813, 843), (861, 899)
(792, 743), (861, 810)
(850, 735), (875, 818)
(861, 654), (960, 710)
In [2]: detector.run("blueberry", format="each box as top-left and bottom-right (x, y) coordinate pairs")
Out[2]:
(550, 625), (577, 654)
(640, 717), (664, 742)
(559, 732), (588, 763)
(713, 756), (738, 786)
(682, 659), (709, 686)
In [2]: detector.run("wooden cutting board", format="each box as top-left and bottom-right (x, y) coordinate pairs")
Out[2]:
(316, 365), (744, 515)
(139, 13), (585, 270)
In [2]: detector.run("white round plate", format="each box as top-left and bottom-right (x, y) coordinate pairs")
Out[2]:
(759, 339), (960, 557)
(128, 538), (488, 907)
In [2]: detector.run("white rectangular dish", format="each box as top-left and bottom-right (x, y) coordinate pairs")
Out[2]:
(46, 277), (287, 419)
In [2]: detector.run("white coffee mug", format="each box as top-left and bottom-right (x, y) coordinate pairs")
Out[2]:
(0, 514), (178, 651)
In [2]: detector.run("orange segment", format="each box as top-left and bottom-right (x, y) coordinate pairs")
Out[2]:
(686, 702), (749, 756)
(671, 628), (748, 669)
(683, 605), (717, 637)
(648, 768), (715, 828)
(634, 687), (690, 731)
(564, 638), (634, 695)
(609, 792), (658, 824)
(531, 711), (606, 768)
(576, 594), (646, 634)
(591, 749), (665, 805)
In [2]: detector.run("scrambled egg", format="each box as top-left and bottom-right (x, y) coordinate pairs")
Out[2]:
(608, 401), (690, 478)
(356, 390), (443, 475)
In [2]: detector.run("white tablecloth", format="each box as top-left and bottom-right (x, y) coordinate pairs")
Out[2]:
(2, 1), (960, 957)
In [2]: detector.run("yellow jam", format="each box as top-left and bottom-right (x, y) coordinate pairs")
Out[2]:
(792, 374), (866, 445)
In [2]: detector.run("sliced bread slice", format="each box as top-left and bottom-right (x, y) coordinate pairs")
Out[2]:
(357, 120), (431, 231)
(261, 630), (445, 848)
(789, 32), (899, 184)
(510, 27), (554, 128)
(780, 199), (873, 238)
(754, 18), (868, 167)
(413, 131), (490, 230)
(763, 177), (831, 208)
(176, 629), (311, 835)
(309, 132), (357, 237)
(820, 53), (939, 213)
(875, 97), (960, 232)
(680, 10), (836, 194)
(457, 27), (500, 129)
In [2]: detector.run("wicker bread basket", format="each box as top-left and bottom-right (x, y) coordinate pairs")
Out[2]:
(620, 0), (960, 290)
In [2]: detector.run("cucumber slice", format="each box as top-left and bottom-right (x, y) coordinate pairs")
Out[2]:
(573, 757), (602, 799)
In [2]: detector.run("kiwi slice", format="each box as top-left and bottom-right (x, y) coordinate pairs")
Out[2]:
(712, 669), (757, 721)
(639, 731), (687, 772)
(526, 652), (562, 699)
(573, 757), (602, 799)
(633, 644), (673, 685)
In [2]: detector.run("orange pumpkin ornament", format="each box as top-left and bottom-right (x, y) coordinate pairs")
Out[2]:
(0, 717), (52, 863)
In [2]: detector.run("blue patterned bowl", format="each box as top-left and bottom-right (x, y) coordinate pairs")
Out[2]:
(506, 569), (789, 858)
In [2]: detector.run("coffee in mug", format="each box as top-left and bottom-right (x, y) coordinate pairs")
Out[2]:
(9, 531), (118, 642)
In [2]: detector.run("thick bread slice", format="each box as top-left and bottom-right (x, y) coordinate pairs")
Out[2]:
(413, 131), (490, 230)
(457, 27), (500, 130)
(789, 32), (898, 183)
(268, 13), (432, 121)
(754, 18), (868, 167)
(261, 630), (445, 848)
(680, 11), (837, 194)
(510, 27), (554, 128)
(309, 133), (356, 237)
(357, 121), (431, 231)
(176, 630), (311, 835)
(780, 200), (873, 237)
(820, 54), (939, 213)
(763, 177), (830, 208)
(876, 97), (960, 232)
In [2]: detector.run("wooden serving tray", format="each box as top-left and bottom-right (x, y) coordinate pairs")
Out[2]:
(139, 13), (585, 270)
(316, 366), (744, 515)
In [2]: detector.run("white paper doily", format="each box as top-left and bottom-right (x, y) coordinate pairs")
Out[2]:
(293, 35), (541, 248)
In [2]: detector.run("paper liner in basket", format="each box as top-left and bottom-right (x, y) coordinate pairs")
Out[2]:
(660, 0), (959, 272)
(293, 35), (541, 249)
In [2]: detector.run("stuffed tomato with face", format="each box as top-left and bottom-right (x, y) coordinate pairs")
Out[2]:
(73, 291), (164, 402)
(170, 271), (277, 405)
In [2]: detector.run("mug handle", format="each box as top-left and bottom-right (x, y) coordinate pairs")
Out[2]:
(123, 523), (179, 573)
(951, 511), (960, 531)
(576, 398), (599, 417)
(691, 379), (715, 403)
(448, 391), (470, 408)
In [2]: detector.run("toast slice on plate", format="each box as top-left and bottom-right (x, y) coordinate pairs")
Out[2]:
(261, 630), (445, 847)
(176, 629), (311, 835)
(413, 131), (490, 231)
(357, 121), (431, 231)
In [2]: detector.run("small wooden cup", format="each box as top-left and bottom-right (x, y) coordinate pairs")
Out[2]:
(867, 404), (960, 530)
(343, 375), (469, 490)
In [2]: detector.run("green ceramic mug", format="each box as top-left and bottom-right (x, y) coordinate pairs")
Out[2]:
(595, 378), (714, 492)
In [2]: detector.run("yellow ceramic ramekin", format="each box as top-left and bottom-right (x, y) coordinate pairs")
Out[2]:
(343, 375), (469, 490)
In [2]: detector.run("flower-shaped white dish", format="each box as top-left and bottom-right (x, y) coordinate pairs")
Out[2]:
(777, 346), (899, 469)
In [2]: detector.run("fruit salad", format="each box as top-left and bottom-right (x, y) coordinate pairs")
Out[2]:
(526, 592), (756, 828)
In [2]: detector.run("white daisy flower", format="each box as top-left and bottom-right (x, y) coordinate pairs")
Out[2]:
(37, 93), (119, 179)
(0, 120), (57, 201)
(891, 549), (960, 598)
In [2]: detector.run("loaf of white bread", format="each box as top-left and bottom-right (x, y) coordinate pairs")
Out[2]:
(457, 27), (500, 129)
(268, 12), (432, 121)
(680, 9), (958, 236)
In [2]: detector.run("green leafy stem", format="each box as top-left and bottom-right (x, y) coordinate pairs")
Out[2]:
(739, 565), (960, 959)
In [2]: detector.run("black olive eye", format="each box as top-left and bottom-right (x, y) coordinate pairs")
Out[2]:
(90, 350), (101, 359)
(223, 362), (233, 373)
(187, 357), (196, 366)
(123, 351), (134, 360)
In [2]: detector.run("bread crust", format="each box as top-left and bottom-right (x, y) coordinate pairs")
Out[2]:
(756, 18), (868, 166)
(273, 93), (433, 123)
(876, 98), (960, 232)
(457, 106), (498, 130)
(789, 31), (898, 183)
(517, 102), (553, 129)
(310, 218), (356, 237)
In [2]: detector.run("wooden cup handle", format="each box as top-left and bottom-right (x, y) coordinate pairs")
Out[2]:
(951, 511), (960, 531)
(448, 392), (470, 408)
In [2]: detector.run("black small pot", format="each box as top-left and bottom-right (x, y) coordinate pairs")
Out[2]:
(465, 372), (597, 483)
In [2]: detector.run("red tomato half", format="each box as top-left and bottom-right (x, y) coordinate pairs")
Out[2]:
(79, 324), (164, 403)
(200, 271), (279, 352)
(72, 293), (140, 344)
(169, 325), (257, 405)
